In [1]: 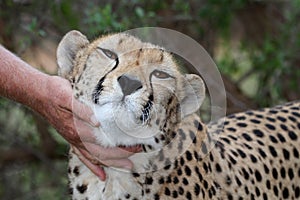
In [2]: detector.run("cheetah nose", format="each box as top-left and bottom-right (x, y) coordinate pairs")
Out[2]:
(117, 75), (142, 96)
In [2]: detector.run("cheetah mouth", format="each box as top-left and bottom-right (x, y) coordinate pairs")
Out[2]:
(118, 144), (142, 152)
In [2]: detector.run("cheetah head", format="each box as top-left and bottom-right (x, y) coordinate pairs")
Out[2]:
(57, 30), (205, 150)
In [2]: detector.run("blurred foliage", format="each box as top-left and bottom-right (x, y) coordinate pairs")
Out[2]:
(0, 0), (299, 199)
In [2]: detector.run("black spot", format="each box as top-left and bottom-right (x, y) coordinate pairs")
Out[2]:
(272, 168), (278, 179)
(164, 188), (171, 196)
(277, 133), (286, 143)
(288, 131), (298, 140)
(280, 167), (286, 178)
(180, 157), (185, 166)
(266, 180), (271, 189)
(221, 137), (231, 144)
(209, 153), (214, 162)
(186, 150), (193, 161)
(235, 176), (242, 186)
(255, 170), (262, 182)
(277, 116), (287, 122)
(73, 166), (80, 176)
(76, 184), (87, 194)
(250, 119), (261, 124)
(280, 124), (288, 131)
(203, 180), (209, 189)
(178, 186), (184, 195)
(132, 172), (140, 177)
(237, 116), (246, 120)
(266, 117), (276, 122)
(282, 187), (289, 199)
(227, 127), (237, 132)
(166, 175), (172, 183)
(269, 109), (278, 114)
(245, 186), (250, 194)
(154, 193), (160, 200)
(273, 185), (279, 196)
(145, 176), (153, 185)
(263, 164), (270, 174)
(288, 115), (296, 122)
(265, 124), (276, 130)
(215, 163), (222, 173)
(237, 123), (248, 127)
(227, 193), (233, 200)
(242, 133), (252, 141)
(173, 176), (179, 184)
(225, 176), (232, 185)
(250, 154), (258, 163)
(295, 186), (300, 198)
(269, 146), (278, 157)
(292, 111), (300, 118)
(194, 120), (203, 131)
(158, 177), (164, 184)
(228, 135), (238, 141)
(269, 135), (278, 143)
(293, 147), (299, 158)
(186, 191), (192, 200)
(288, 168), (294, 180)
(125, 193), (131, 199)
(189, 130), (197, 144)
(184, 165), (192, 176)
(228, 155), (237, 164)
(195, 166), (203, 182)
(253, 129), (264, 137)
(172, 190), (178, 198)
(242, 168), (250, 180)
(282, 149), (290, 160)
(237, 149), (247, 158)
(194, 183), (200, 196)
(255, 187), (261, 197)
(182, 177), (189, 185)
(177, 168), (182, 176)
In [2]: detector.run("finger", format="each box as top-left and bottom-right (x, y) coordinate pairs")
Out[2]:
(73, 117), (98, 143)
(101, 159), (133, 171)
(72, 98), (100, 127)
(79, 146), (133, 171)
(82, 141), (139, 160)
(73, 146), (106, 181)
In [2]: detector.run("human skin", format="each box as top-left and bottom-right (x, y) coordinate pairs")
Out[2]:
(0, 45), (139, 180)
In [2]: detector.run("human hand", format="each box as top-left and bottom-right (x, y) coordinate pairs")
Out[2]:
(39, 75), (140, 180)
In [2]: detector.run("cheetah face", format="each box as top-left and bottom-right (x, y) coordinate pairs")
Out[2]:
(57, 30), (205, 150)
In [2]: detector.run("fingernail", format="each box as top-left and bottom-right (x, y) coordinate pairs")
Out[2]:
(90, 115), (100, 127)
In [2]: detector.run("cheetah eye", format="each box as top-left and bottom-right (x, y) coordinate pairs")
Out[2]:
(152, 70), (171, 79)
(99, 48), (118, 60)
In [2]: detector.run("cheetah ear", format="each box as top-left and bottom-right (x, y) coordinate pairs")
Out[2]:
(57, 30), (89, 78)
(180, 74), (205, 117)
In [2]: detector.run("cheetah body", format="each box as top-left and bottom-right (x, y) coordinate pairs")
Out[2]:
(57, 30), (300, 200)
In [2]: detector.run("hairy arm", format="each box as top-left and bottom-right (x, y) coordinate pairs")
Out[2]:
(0, 45), (136, 180)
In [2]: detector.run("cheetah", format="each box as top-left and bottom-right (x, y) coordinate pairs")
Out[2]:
(56, 30), (300, 199)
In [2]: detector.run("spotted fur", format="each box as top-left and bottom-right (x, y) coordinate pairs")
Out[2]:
(57, 30), (300, 200)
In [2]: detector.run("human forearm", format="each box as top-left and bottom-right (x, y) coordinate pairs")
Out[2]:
(0, 45), (49, 110)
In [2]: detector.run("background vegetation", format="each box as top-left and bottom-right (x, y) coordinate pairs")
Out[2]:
(0, 0), (299, 199)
